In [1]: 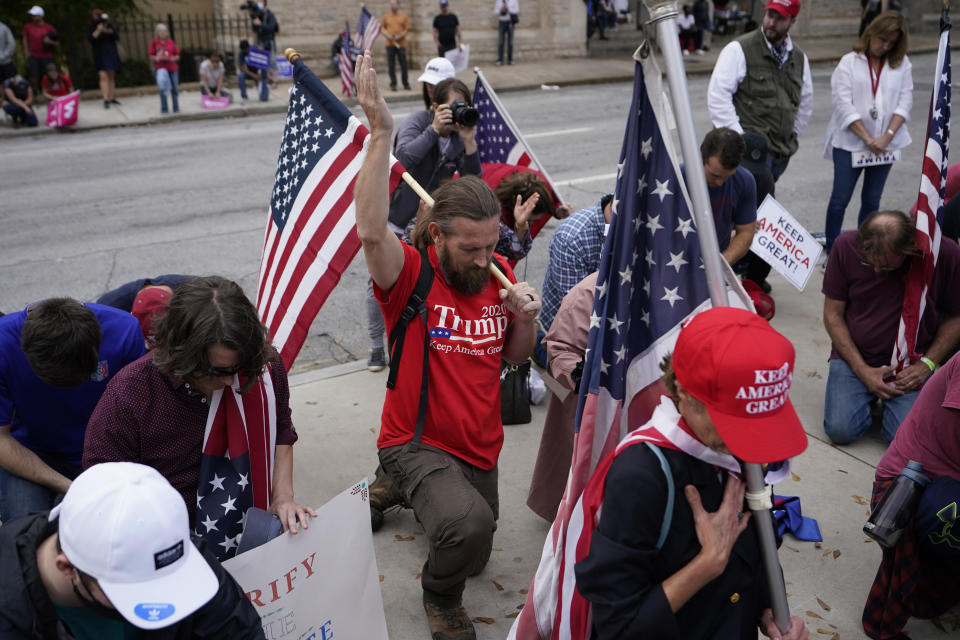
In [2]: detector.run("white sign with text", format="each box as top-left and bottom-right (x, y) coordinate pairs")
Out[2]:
(223, 480), (388, 640)
(749, 195), (822, 291)
(851, 149), (901, 168)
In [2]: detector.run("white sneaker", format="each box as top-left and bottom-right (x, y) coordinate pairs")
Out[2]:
(695, 49), (705, 55)
(682, 50), (690, 56)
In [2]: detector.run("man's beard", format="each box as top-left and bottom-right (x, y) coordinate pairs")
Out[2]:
(438, 248), (490, 295)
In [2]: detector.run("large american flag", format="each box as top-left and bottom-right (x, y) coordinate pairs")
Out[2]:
(509, 53), (716, 640)
(354, 6), (382, 52)
(338, 23), (357, 96)
(256, 57), (405, 369)
(195, 371), (277, 561)
(473, 70), (560, 195)
(892, 9), (951, 368)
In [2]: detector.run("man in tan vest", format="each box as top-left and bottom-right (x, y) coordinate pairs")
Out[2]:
(706, 0), (813, 182)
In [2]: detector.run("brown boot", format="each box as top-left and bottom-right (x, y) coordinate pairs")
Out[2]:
(369, 464), (402, 531)
(422, 598), (476, 640)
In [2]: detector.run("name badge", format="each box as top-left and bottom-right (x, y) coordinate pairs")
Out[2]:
(852, 149), (900, 168)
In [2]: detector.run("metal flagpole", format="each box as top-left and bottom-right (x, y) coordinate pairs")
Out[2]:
(637, 2), (792, 633)
(473, 67), (565, 203)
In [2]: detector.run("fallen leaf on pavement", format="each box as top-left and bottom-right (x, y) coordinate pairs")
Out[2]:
(505, 611), (519, 619)
(852, 495), (869, 505)
(806, 611), (824, 620)
(784, 544), (800, 552)
(519, 588), (528, 594)
(822, 549), (832, 557)
(817, 629), (833, 635)
(394, 535), (415, 541)
(814, 542), (822, 548)
(492, 580), (504, 591)
(816, 597), (832, 611)
(473, 617), (496, 625)
(379, 574), (384, 582)
(833, 550), (842, 559)
(791, 472), (802, 482)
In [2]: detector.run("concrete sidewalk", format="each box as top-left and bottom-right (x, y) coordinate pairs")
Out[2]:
(1, 32), (946, 138)
(287, 261), (957, 640)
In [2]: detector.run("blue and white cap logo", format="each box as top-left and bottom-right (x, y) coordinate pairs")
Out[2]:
(134, 603), (175, 622)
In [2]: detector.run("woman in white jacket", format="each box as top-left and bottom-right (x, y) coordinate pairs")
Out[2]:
(823, 11), (912, 254)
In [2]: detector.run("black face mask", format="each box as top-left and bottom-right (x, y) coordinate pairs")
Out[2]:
(71, 580), (128, 623)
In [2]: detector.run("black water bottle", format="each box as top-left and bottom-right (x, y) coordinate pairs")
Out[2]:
(863, 460), (930, 548)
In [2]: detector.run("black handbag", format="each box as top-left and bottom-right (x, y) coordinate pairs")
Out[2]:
(500, 360), (532, 425)
(510, 13), (519, 25)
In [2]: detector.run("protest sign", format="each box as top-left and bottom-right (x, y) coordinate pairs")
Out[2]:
(45, 90), (79, 128)
(247, 45), (271, 70)
(223, 480), (388, 640)
(749, 195), (822, 291)
(852, 149), (901, 168)
(201, 94), (230, 110)
(444, 43), (470, 72)
(276, 56), (293, 79)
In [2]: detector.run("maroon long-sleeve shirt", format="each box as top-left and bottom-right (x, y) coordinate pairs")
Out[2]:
(83, 353), (298, 521)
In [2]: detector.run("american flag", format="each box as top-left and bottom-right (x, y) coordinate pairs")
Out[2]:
(256, 56), (405, 369)
(354, 6), (382, 52)
(509, 53), (715, 640)
(892, 9), (951, 368)
(339, 23), (357, 96)
(195, 371), (277, 561)
(473, 71), (559, 192)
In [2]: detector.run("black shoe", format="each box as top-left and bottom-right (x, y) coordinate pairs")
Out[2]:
(368, 348), (387, 372)
(369, 465), (403, 531)
(390, 85), (397, 91)
(103, 100), (110, 109)
(423, 597), (476, 640)
(403, 84), (411, 90)
(110, 98), (121, 105)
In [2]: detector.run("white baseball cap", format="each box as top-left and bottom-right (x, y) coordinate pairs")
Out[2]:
(28, 6), (45, 16)
(417, 57), (456, 85)
(49, 462), (219, 630)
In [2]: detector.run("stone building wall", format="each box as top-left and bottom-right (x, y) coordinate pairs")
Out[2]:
(214, 0), (587, 72)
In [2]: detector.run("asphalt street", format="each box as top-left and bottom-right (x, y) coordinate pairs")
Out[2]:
(0, 52), (941, 374)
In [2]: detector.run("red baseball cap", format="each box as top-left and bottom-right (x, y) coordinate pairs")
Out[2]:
(672, 307), (807, 463)
(131, 286), (171, 345)
(764, 0), (801, 18)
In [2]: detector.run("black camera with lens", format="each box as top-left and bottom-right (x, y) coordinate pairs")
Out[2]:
(449, 99), (479, 127)
(239, 0), (264, 20)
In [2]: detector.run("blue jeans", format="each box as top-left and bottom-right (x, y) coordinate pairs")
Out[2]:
(824, 147), (893, 254)
(156, 68), (180, 113)
(2, 103), (38, 127)
(0, 466), (56, 520)
(823, 358), (919, 444)
(497, 21), (514, 63)
(238, 72), (268, 102)
(767, 154), (791, 182)
(366, 278), (385, 351)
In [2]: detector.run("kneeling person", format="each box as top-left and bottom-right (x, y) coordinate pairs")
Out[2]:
(353, 51), (540, 640)
(0, 462), (264, 638)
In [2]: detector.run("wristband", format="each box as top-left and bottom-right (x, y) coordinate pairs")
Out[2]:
(920, 356), (937, 372)
(886, 128), (896, 137)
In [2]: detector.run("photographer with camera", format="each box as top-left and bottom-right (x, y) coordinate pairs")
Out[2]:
(88, 8), (120, 109)
(362, 77), (481, 371)
(245, 0), (278, 86)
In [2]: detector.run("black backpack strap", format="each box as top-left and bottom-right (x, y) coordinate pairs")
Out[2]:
(385, 247), (434, 452)
(386, 247), (434, 389)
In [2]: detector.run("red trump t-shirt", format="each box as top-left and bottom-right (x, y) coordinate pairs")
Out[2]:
(374, 243), (516, 470)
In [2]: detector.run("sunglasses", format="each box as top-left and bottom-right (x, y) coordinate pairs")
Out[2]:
(201, 364), (244, 378)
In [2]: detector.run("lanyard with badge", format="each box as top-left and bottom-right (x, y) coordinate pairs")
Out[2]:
(852, 56), (899, 168)
(868, 56), (884, 121)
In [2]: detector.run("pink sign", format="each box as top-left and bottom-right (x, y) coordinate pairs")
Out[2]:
(45, 90), (80, 128)
(201, 94), (231, 110)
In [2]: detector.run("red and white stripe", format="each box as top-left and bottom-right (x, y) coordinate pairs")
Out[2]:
(891, 27), (949, 368)
(256, 117), (402, 369)
(339, 51), (356, 96)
